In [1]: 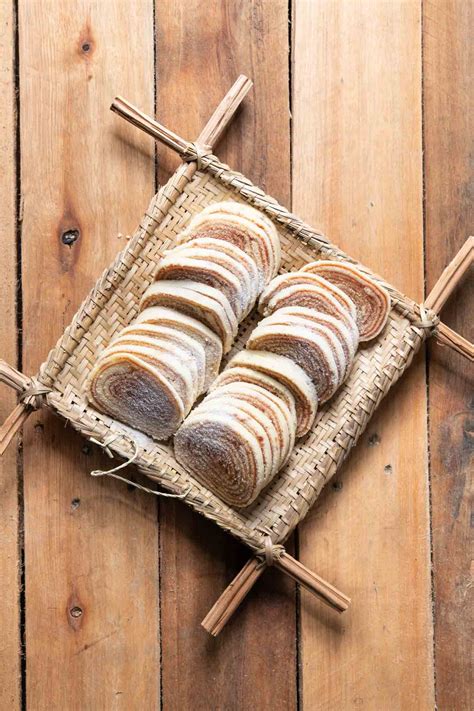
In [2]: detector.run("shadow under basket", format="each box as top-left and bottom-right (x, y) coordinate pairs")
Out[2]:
(1, 76), (472, 636)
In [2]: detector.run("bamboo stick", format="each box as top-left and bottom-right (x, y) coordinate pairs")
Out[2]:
(425, 236), (473, 312)
(202, 551), (350, 636)
(111, 75), (253, 157)
(276, 552), (350, 611)
(0, 360), (33, 454)
(425, 236), (473, 360)
(0, 403), (31, 455)
(111, 97), (188, 153)
(201, 558), (265, 636)
(435, 323), (473, 361)
(0, 358), (30, 392)
(195, 75), (253, 147)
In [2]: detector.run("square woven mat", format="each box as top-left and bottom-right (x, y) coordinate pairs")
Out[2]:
(38, 162), (429, 552)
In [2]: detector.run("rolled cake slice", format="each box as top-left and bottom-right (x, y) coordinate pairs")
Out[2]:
(261, 282), (356, 328)
(300, 260), (391, 340)
(136, 306), (222, 387)
(199, 201), (281, 278)
(168, 239), (260, 314)
(105, 333), (202, 396)
(211, 366), (296, 420)
(166, 247), (253, 316)
(209, 369), (297, 466)
(246, 323), (340, 403)
(197, 394), (276, 477)
(154, 255), (247, 320)
(227, 350), (318, 437)
(101, 342), (197, 413)
(179, 217), (271, 289)
(204, 382), (293, 473)
(202, 200), (278, 239)
(275, 306), (359, 362)
(259, 311), (347, 384)
(109, 324), (206, 394)
(174, 410), (266, 507)
(259, 272), (357, 322)
(179, 205), (280, 287)
(140, 280), (238, 353)
(204, 383), (286, 473)
(87, 352), (184, 440)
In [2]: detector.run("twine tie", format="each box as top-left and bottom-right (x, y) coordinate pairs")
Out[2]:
(90, 434), (190, 500)
(256, 536), (285, 568)
(19, 378), (50, 410)
(414, 304), (440, 332)
(181, 142), (212, 170)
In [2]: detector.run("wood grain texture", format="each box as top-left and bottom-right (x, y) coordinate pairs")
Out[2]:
(155, 1), (296, 709)
(423, 1), (473, 708)
(19, 1), (160, 708)
(292, 1), (435, 708)
(8, 1), (471, 707)
(0, 2), (21, 707)
(155, 0), (290, 206)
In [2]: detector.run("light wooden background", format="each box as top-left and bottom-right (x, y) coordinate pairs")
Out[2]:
(0, 1), (472, 709)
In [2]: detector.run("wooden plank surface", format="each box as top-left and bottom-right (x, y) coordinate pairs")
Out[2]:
(0, 2), (21, 708)
(423, 1), (473, 708)
(154, 2), (297, 709)
(19, 1), (160, 707)
(292, 1), (435, 708)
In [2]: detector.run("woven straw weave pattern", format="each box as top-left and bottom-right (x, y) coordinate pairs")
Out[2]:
(38, 159), (431, 552)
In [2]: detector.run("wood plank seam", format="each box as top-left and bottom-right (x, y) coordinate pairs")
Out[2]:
(14, 32), (27, 711)
(423, 1), (473, 705)
(421, 5), (438, 706)
(14, 0), (25, 706)
(288, 3), (302, 706)
(152, 24), (162, 711)
(0, 0), (22, 707)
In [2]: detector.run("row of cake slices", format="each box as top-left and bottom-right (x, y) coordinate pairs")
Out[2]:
(86, 201), (281, 438)
(174, 262), (391, 507)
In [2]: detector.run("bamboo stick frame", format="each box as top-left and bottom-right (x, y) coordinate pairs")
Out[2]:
(0, 76), (471, 636)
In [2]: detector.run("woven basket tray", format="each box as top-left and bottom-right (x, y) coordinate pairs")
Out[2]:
(1, 78), (471, 633)
(37, 163), (433, 551)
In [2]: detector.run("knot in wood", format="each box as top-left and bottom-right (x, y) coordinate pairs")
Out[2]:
(61, 228), (80, 246)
